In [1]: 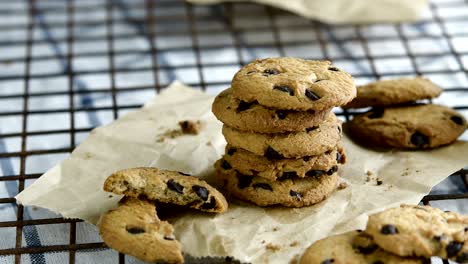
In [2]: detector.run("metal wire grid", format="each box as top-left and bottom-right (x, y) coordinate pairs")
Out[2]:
(0, 0), (467, 263)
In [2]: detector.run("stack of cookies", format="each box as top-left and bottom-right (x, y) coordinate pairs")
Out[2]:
(212, 57), (356, 207)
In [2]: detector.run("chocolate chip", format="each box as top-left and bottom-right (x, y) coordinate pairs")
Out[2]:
(451, 115), (464, 125)
(265, 146), (284, 160)
(126, 227), (145, 234)
(192, 185), (209, 201)
(433, 235), (444, 241)
(264, 69), (280, 75)
(281, 171), (298, 180)
(305, 89), (320, 101)
(276, 110), (288, 120)
(200, 196), (217, 210)
(178, 171), (190, 176)
(306, 170), (326, 177)
(373, 261), (383, 264)
(164, 236), (175, 240)
(227, 147), (237, 156)
(290, 190), (302, 200)
(303, 156), (311, 162)
(357, 229), (363, 232)
(337, 125), (342, 135)
(376, 180), (383, 185)
(253, 183), (273, 191)
(321, 259), (334, 264)
(306, 126), (318, 133)
(336, 152), (344, 164)
(465, 227), (468, 232)
(411, 131), (429, 148)
(167, 179), (184, 194)
(446, 241), (463, 258)
(180, 121), (190, 130)
(237, 101), (254, 112)
(221, 160), (232, 170)
(368, 108), (384, 119)
(381, 224), (398, 235)
(357, 244), (378, 254)
(328, 66), (340, 72)
(327, 165), (338, 175)
(237, 175), (253, 189)
(273, 85), (294, 96)
(456, 253), (468, 263)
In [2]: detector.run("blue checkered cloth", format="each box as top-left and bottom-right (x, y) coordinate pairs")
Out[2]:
(0, 0), (467, 263)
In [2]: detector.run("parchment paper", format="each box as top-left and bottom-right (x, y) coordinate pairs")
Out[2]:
(187, 0), (429, 24)
(16, 81), (468, 264)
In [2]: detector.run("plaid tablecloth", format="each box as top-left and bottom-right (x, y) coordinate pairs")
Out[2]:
(0, 0), (467, 263)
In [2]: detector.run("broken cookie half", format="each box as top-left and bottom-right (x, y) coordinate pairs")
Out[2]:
(99, 197), (183, 263)
(103, 167), (228, 213)
(100, 167), (228, 263)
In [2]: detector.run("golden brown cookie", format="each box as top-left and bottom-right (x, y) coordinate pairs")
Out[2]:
(300, 230), (429, 264)
(104, 167), (228, 213)
(215, 159), (339, 207)
(343, 77), (442, 109)
(366, 204), (468, 262)
(212, 88), (332, 133)
(231, 57), (356, 111)
(222, 144), (346, 181)
(346, 104), (467, 149)
(222, 113), (342, 158)
(99, 197), (183, 263)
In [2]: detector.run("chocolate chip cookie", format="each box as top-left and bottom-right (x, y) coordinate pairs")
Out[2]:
(346, 104), (467, 149)
(222, 113), (342, 158)
(343, 77), (443, 109)
(104, 167), (228, 213)
(99, 197), (183, 263)
(231, 57), (356, 111)
(215, 159), (339, 207)
(222, 144), (346, 181)
(366, 204), (468, 262)
(212, 88), (332, 133)
(300, 230), (429, 264)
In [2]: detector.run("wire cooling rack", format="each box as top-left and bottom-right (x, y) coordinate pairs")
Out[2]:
(0, 0), (467, 263)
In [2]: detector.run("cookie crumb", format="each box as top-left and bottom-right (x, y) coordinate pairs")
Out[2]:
(84, 152), (93, 159)
(366, 171), (382, 186)
(338, 181), (349, 190)
(261, 240), (266, 244)
(206, 141), (212, 146)
(108, 195), (113, 198)
(157, 120), (202, 142)
(289, 241), (299, 247)
(272, 227), (279, 231)
(266, 243), (281, 252)
(179, 120), (201, 135)
(158, 129), (183, 142)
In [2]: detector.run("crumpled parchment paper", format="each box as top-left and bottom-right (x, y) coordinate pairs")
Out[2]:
(16, 81), (468, 264)
(187, 0), (429, 24)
